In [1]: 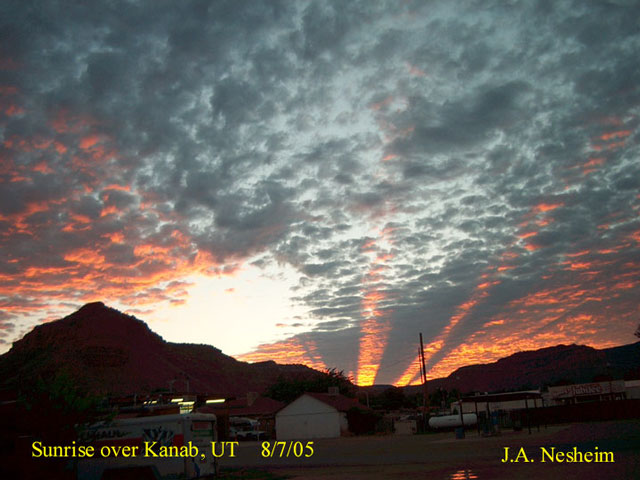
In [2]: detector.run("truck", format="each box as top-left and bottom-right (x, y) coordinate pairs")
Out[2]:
(77, 413), (218, 479)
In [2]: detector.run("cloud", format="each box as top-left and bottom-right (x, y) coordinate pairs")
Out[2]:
(1, 0), (639, 384)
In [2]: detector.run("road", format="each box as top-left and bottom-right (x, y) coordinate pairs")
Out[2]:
(220, 420), (640, 479)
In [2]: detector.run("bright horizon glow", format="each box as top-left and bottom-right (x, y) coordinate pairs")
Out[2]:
(147, 263), (310, 357)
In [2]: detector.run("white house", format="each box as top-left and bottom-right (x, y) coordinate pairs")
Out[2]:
(275, 392), (358, 440)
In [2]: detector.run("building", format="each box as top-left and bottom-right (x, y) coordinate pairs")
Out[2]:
(199, 393), (284, 439)
(455, 381), (640, 432)
(547, 380), (626, 405)
(456, 390), (543, 433)
(625, 380), (640, 399)
(457, 390), (543, 414)
(275, 392), (361, 440)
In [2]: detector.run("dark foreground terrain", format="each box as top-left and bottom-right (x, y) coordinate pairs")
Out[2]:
(221, 420), (640, 479)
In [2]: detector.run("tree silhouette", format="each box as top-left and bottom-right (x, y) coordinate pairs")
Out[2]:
(15, 370), (109, 479)
(266, 368), (355, 403)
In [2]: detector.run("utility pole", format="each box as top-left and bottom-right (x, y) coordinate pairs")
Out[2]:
(456, 376), (465, 439)
(419, 333), (428, 429)
(418, 346), (426, 430)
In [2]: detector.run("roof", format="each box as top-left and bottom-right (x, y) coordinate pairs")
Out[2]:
(303, 392), (363, 412)
(200, 396), (285, 416)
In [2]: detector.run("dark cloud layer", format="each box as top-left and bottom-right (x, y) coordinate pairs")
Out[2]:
(1, 0), (639, 384)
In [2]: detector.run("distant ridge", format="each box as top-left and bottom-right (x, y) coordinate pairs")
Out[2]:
(403, 342), (640, 395)
(0, 302), (320, 396)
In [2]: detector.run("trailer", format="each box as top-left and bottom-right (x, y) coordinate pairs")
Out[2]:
(77, 413), (218, 479)
(428, 413), (477, 429)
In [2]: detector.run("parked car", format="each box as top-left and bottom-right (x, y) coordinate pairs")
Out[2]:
(229, 416), (267, 441)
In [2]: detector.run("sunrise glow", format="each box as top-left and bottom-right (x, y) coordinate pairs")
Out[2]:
(2, 2), (639, 386)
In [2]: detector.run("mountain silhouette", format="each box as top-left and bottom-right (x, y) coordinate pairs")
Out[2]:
(403, 342), (640, 395)
(0, 302), (319, 396)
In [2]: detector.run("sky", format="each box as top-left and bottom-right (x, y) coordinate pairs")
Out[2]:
(1, 1), (639, 386)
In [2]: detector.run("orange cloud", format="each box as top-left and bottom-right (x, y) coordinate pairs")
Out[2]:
(477, 281), (500, 290)
(236, 337), (327, 371)
(566, 250), (590, 258)
(518, 231), (537, 239)
(64, 248), (106, 266)
(51, 110), (97, 134)
(394, 355), (422, 386)
(100, 205), (120, 217)
(32, 161), (54, 174)
(599, 130), (631, 141)
(566, 262), (592, 270)
(79, 134), (102, 150)
(103, 184), (131, 192)
(5, 104), (24, 116)
(106, 232), (125, 243)
(533, 202), (563, 213)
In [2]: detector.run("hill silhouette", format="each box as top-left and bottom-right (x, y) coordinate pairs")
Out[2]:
(0, 302), (320, 396)
(402, 342), (640, 395)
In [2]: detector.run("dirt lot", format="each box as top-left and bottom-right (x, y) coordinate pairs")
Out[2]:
(220, 420), (640, 479)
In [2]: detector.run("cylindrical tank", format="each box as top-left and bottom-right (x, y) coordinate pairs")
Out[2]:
(428, 413), (477, 429)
